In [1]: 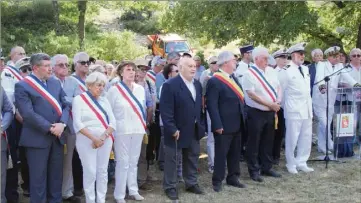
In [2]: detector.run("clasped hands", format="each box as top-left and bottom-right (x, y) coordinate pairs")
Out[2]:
(50, 123), (65, 137)
(92, 129), (111, 149)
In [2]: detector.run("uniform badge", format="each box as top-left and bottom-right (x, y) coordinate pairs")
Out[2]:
(4, 73), (13, 78)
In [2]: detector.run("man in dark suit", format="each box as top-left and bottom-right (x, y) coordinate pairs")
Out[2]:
(308, 48), (323, 97)
(1, 86), (14, 203)
(15, 53), (70, 203)
(160, 57), (205, 201)
(206, 51), (246, 192)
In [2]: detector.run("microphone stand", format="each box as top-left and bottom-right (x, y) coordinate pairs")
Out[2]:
(310, 66), (349, 168)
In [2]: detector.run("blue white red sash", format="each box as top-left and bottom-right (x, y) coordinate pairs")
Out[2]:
(72, 75), (87, 92)
(115, 82), (147, 130)
(4, 65), (23, 81)
(79, 91), (114, 142)
(23, 75), (62, 116)
(249, 66), (277, 102)
(146, 70), (156, 85)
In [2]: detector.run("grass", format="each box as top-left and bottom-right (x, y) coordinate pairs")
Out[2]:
(19, 139), (361, 203)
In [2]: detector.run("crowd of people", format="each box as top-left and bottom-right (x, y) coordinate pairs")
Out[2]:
(0, 43), (361, 203)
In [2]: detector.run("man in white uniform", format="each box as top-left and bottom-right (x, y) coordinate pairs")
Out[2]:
(235, 45), (254, 79)
(278, 43), (314, 174)
(313, 46), (360, 154)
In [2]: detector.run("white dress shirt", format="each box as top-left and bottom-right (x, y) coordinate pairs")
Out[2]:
(180, 73), (196, 101)
(235, 60), (253, 79)
(107, 82), (147, 135)
(72, 95), (116, 137)
(242, 65), (280, 111)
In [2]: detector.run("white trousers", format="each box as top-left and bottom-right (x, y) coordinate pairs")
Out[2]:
(314, 105), (334, 152)
(206, 111), (214, 167)
(76, 134), (112, 203)
(62, 131), (76, 198)
(285, 119), (312, 170)
(114, 133), (144, 200)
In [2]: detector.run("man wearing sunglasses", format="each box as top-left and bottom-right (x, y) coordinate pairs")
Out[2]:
(60, 52), (90, 203)
(313, 46), (361, 155)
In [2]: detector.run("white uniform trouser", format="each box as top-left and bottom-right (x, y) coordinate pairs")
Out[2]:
(76, 134), (112, 203)
(114, 133), (143, 200)
(314, 105), (334, 152)
(62, 131), (76, 198)
(285, 119), (312, 170)
(206, 111), (214, 167)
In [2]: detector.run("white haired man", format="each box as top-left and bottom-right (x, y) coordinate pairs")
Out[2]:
(242, 47), (282, 182)
(309, 49), (323, 97)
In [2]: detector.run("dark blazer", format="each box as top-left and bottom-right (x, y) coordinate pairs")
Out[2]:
(1, 87), (14, 151)
(15, 76), (70, 148)
(206, 74), (245, 134)
(160, 75), (205, 149)
(308, 63), (317, 97)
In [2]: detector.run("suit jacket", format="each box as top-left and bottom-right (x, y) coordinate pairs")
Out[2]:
(1, 86), (14, 151)
(308, 63), (317, 97)
(206, 74), (246, 135)
(15, 76), (71, 148)
(160, 75), (205, 149)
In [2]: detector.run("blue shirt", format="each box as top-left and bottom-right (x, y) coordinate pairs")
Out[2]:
(145, 86), (153, 108)
(195, 65), (206, 81)
(155, 72), (166, 100)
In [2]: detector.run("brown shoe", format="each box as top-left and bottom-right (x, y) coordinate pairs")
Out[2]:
(139, 182), (153, 191)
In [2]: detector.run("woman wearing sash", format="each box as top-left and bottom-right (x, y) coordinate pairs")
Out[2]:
(72, 72), (116, 203)
(107, 61), (147, 202)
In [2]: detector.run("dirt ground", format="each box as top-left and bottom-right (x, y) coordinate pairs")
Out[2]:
(18, 139), (361, 203)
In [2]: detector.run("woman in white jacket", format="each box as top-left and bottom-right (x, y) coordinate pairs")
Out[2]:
(107, 61), (147, 203)
(72, 72), (116, 203)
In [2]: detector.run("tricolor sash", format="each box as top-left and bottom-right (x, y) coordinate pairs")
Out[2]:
(249, 66), (277, 102)
(4, 65), (23, 81)
(23, 75), (62, 116)
(249, 66), (279, 129)
(72, 75), (87, 92)
(115, 82), (147, 130)
(213, 72), (244, 103)
(146, 70), (156, 85)
(79, 91), (114, 142)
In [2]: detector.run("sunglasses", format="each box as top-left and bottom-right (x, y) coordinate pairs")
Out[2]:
(20, 67), (31, 73)
(352, 54), (361, 58)
(56, 63), (69, 68)
(78, 61), (91, 66)
(210, 61), (217, 64)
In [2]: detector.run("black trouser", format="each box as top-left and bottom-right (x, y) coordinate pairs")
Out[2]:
(212, 132), (241, 186)
(246, 107), (275, 176)
(19, 146), (29, 192)
(273, 108), (285, 160)
(148, 103), (161, 161)
(72, 149), (83, 193)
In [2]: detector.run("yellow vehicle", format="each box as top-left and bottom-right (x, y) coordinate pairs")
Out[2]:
(147, 33), (192, 58)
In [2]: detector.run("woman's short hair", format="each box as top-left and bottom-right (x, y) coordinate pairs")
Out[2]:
(89, 64), (106, 74)
(85, 72), (108, 87)
(116, 61), (137, 80)
(163, 63), (177, 79)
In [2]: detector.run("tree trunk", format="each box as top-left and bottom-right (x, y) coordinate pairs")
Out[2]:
(356, 23), (361, 48)
(78, 0), (87, 51)
(52, 0), (60, 35)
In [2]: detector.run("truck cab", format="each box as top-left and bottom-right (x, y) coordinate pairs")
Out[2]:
(148, 33), (192, 58)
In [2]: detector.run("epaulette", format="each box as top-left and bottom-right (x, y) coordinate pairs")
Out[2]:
(282, 65), (290, 70)
(4, 72), (13, 78)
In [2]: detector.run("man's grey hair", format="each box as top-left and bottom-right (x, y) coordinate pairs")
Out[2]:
(89, 64), (105, 74)
(350, 48), (361, 57)
(167, 52), (180, 61)
(73, 52), (89, 65)
(151, 55), (166, 68)
(311, 49), (323, 58)
(217, 51), (234, 66)
(85, 72), (107, 87)
(30, 53), (51, 68)
(51, 54), (68, 67)
(252, 47), (270, 62)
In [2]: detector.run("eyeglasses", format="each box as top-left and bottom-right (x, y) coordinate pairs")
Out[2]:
(78, 61), (91, 66)
(56, 63), (69, 68)
(20, 68), (31, 73)
(210, 61), (217, 64)
(352, 54), (361, 58)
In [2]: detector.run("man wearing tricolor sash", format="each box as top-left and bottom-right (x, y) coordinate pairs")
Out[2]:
(242, 47), (282, 182)
(15, 53), (71, 203)
(61, 52), (90, 202)
(1, 86), (14, 203)
(278, 43), (314, 174)
(207, 51), (246, 192)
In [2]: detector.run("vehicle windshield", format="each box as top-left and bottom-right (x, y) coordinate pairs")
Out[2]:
(165, 41), (190, 53)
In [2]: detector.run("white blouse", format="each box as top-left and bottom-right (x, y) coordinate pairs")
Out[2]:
(72, 95), (116, 138)
(107, 82), (146, 135)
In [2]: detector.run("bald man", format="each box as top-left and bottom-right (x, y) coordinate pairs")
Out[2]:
(160, 57), (205, 200)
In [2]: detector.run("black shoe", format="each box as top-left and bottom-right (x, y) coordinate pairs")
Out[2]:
(261, 170), (282, 178)
(239, 154), (245, 162)
(226, 180), (246, 188)
(63, 196), (81, 203)
(73, 190), (84, 197)
(165, 188), (178, 200)
(251, 175), (264, 182)
(186, 184), (204, 194)
(158, 164), (164, 171)
(213, 184), (222, 192)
